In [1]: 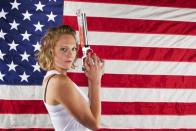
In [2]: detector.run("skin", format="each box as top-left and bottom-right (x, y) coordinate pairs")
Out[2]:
(43, 34), (104, 130)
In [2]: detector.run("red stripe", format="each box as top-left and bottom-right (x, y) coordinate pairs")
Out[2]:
(1, 100), (196, 115)
(102, 102), (196, 115)
(68, 73), (196, 89)
(64, 0), (196, 9)
(64, 16), (196, 35)
(98, 129), (196, 131)
(78, 45), (196, 62)
(0, 129), (54, 131)
(0, 100), (47, 114)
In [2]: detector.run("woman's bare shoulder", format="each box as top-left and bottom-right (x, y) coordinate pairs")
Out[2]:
(43, 74), (74, 102)
(48, 74), (72, 86)
(43, 74), (73, 92)
(43, 73), (68, 83)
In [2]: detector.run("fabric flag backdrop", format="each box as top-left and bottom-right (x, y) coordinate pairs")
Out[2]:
(1, 0), (196, 130)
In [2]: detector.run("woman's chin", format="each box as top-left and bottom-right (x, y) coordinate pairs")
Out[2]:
(59, 63), (73, 71)
(63, 66), (71, 70)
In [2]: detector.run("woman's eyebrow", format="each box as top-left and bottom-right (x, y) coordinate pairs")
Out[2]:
(61, 42), (77, 45)
(60, 45), (77, 48)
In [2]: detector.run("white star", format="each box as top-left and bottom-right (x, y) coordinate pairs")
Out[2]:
(0, 9), (8, 19)
(34, 21), (44, 32)
(20, 51), (30, 61)
(22, 10), (32, 21)
(19, 72), (30, 82)
(7, 61), (17, 71)
(10, 0), (21, 10)
(47, 11), (57, 22)
(8, 40), (19, 51)
(0, 71), (5, 81)
(0, 50), (6, 60)
(49, 0), (56, 1)
(9, 19), (20, 30)
(33, 42), (41, 52)
(32, 62), (41, 72)
(21, 31), (31, 41)
(0, 29), (7, 39)
(35, 1), (45, 11)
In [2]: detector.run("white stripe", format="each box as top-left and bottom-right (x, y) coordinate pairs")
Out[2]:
(1, 85), (196, 102)
(0, 85), (43, 100)
(101, 115), (196, 128)
(64, 1), (196, 22)
(85, 31), (196, 49)
(99, 88), (196, 102)
(0, 114), (53, 128)
(72, 59), (196, 76)
(1, 114), (196, 129)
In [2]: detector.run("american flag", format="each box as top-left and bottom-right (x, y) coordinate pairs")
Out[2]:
(1, 0), (196, 130)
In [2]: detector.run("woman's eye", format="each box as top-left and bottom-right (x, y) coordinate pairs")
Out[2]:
(72, 47), (77, 51)
(60, 48), (67, 52)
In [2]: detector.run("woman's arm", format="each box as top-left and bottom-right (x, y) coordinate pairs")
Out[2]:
(87, 79), (101, 128)
(85, 53), (104, 129)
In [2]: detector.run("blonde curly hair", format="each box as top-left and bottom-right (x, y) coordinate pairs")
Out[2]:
(36, 25), (78, 71)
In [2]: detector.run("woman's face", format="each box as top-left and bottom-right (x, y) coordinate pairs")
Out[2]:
(53, 34), (77, 71)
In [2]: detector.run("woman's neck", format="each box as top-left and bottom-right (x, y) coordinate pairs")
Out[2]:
(53, 68), (68, 76)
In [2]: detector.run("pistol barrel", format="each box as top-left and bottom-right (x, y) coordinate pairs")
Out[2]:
(76, 9), (89, 47)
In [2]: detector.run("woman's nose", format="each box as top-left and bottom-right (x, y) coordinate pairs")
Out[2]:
(66, 49), (74, 58)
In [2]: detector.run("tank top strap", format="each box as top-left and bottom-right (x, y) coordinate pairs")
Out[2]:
(44, 74), (57, 103)
(43, 70), (61, 103)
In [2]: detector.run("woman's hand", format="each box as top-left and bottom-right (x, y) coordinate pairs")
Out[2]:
(84, 53), (104, 84)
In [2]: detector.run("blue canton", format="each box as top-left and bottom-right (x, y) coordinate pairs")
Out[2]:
(0, 0), (63, 85)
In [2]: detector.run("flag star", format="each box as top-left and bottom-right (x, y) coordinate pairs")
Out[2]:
(19, 72), (30, 82)
(47, 11), (57, 22)
(7, 61), (17, 71)
(0, 50), (6, 60)
(10, 0), (21, 10)
(9, 19), (20, 30)
(34, 21), (44, 32)
(32, 62), (41, 72)
(49, 0), (56, 1)
(22, 10), (32, 21)
(33, 42), (41, 52)
(0, 71), (5, 81)
(35, 1), (45, 11)
(8, 40), (19, 51)
(0, 29), (7, 39)
(0, 9), (8, 19)
(20, 51), (30, 61)
(21, 31), (31, 41)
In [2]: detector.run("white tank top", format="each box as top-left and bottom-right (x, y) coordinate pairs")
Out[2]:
(43, 70), (91, 131)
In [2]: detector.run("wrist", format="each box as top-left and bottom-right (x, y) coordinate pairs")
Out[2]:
(88, 79), (101, 85)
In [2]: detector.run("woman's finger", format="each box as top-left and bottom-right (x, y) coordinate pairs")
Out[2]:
(89, 58), (95, 65)
(84, 57), (90, 71)
(91, 53), (98, 66)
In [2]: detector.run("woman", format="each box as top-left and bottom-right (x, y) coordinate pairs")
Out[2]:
(37, 25), (104, 131)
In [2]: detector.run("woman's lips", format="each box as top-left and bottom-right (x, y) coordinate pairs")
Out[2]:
(65, 60), (72, 63)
